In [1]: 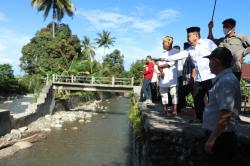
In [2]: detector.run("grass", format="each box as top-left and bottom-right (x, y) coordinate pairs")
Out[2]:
(128, 93), (142, 138)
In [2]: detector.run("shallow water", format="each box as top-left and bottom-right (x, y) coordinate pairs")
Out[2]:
(0, 94), (33, 113)
(0, 97), (131, 166)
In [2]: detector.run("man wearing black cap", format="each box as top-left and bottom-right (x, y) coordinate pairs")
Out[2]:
(160, 26), (217, 122)
(203, 47), (240, 166)
(208, 18), (250, 80)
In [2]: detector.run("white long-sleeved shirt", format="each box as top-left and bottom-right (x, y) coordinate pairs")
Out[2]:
(158, 48), (179, 87)
(160, 39), (217, 82)
(151, 64), (160, 83)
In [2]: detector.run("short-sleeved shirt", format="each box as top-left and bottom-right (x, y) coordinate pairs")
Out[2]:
(215, 34), (250, 72)
(202, 69), (241, 132)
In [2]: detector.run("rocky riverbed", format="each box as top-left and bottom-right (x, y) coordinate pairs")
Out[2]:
(0, 99), (106, 160)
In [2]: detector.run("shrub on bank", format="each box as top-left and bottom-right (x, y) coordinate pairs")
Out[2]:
(128, 93), (142, 138)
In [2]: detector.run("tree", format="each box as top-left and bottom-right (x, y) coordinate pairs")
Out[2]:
(102, 49), (124, 76)
(95, 30), (115, 56)
(82, 36), (96, 74)
(0, 64), (19, 94)
(128, 59), (145, 85)
(20, 23), (81, 76)
(31, 0), (75, 37)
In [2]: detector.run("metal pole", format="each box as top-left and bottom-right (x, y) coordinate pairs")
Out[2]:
(211, 0), (217, 21)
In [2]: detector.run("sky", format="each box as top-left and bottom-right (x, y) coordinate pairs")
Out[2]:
(0, 0), (250, 75)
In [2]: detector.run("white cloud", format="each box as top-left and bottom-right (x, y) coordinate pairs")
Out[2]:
(0, 43), (6, 51)
(0, 12), (7, 22)
(76, 8), (180, 32)
(0, 28), (30, 75)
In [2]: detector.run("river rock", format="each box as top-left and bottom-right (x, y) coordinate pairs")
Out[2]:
(42, 128), (52, 132)
(21, 102), (30, 106)
(3, 100), (13, 104)
(6, 129), (21, 141)
(51, 123), (63, 128)
(45, 115), (51, 120)
(78, 119), (85, 123)
(85, 119), (91, 123)
(19, 126), (28, 133)
(0, 144), (20, 159)
(14, 141), (32, 149)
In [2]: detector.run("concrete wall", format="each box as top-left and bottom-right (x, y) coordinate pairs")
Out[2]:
(0, 109), (11, 136)
(132, 104), (250, 166)
(11, 82), (55, 129)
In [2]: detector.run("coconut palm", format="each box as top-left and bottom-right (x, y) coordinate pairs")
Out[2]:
(95, 30), (115, 57)
(82, 36), (96, 74)
(31, 0), (75, 37)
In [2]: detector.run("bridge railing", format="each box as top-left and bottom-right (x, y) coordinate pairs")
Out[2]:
(52, 75), (134, 86)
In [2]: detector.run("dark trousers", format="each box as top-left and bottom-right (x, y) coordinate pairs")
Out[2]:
(140, 78), (152, 101)
(233, 72), (241, 81)
(150, 82), (159, 102)
(192, 79), (212, 121)
(177, 76), (193, 113)
(206, 131), (237, 166)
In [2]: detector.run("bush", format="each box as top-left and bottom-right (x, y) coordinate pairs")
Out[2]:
(128, 93), (142, 137)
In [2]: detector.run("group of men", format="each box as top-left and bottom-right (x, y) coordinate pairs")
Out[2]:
(140, 18), (250, 166)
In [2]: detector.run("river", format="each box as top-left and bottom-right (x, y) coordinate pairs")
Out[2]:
(0, 97), (132, 166)
(0, 94), (33, 113)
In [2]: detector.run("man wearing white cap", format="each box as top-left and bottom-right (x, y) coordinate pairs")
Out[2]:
(158, 36), (179, 116)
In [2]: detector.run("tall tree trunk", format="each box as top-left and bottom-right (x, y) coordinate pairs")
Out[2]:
(52, 0), (55, 38)
(52, 19), (55, 38)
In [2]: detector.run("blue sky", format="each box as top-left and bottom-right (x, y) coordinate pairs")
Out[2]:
(0, 0), (250, 75)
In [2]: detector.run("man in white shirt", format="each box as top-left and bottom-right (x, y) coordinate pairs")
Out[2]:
(160, 27), (217, 122)
(158, 36), (179, 116)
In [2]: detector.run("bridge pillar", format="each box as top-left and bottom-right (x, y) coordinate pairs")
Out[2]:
(131, 77), (134, 86)
(91, 76), (95, 84)
(112, 77), (115, 86)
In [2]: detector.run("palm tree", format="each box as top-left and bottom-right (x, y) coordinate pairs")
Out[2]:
(31, 0), (74, 37)
(82, 36), (96, 74)
(95, 30), (115, 57)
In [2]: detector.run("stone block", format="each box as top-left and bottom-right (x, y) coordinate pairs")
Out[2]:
(0, 109), (11, 136)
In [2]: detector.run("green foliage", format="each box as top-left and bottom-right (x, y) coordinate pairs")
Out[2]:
(240, 79), (249, 96)
(128, 93), (142, 137)
(102, 49), (125, 76)
(186, 93), (194, 108)
(18, 74), (45, 101)
(128, 59), (145, 85)
(31, 0), (74, 21)
(240, 79), (247, 87)
(0, 64), (20, 94)
(20, 23), (81, 76)
(96, 30), (115, 56)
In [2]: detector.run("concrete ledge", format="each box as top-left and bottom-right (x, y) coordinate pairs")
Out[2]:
(11, 82), (54, 129)
(133, 104), (250, 166)
(0, 109), (11, 136)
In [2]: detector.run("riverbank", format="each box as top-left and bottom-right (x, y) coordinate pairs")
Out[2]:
(0, 99), (104, 160)
(0, 97), (131, 166)
(132, 103), (250, 166)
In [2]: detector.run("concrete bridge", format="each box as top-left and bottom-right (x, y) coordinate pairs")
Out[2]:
(50, 75), (137, 93)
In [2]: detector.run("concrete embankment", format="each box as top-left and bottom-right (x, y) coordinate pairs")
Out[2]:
(132, 104), (250, 166)
(11, 82), (55, 129)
